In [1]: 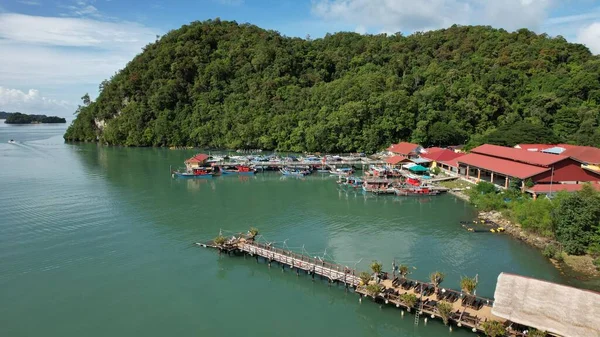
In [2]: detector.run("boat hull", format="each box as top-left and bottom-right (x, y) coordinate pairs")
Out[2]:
(173, 172), (213, 178)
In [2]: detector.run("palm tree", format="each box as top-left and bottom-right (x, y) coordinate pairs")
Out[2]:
(481, 320), (505, 337)
(365, 283), (383, 298)
(436, 301), (453, 325)
(214, 235), (226, 245)
(370, 260), (382, 281)
(248, 227), (259, 238)
(399, 264), (409, 279)
(429, 271), (445, 293)
(399, 293), (418, 311)
(460, 276), (478, 296)
(359, 271), (371, 285)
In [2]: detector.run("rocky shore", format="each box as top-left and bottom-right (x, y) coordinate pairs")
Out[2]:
(478, 210), (599, 278)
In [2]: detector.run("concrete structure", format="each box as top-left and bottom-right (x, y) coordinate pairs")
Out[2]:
(457, 144), (600, 190)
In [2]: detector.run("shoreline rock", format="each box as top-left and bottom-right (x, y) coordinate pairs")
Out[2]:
(477, 210), (599, 278)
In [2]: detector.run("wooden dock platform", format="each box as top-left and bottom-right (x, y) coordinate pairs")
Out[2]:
(198, 235), (519, 335)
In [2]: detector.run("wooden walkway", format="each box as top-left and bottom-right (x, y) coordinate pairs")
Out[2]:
(199, 237), (512, 334)
(239, 241), (361, 287)
(211, 160), (386, 168)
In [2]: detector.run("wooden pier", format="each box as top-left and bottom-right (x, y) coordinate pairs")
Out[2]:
(211, 159), (386, 168)
(198, 234), (525, 335)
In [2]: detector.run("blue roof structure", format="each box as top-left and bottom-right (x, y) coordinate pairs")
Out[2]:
(541, 147), (566, 155)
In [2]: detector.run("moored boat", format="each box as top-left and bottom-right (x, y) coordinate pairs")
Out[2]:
(172, 168), (213, 178)
(394, 186), (440, 196)
(280, 167), (311, 176)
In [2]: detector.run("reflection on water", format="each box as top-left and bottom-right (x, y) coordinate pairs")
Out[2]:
(0, 124), (595, 337)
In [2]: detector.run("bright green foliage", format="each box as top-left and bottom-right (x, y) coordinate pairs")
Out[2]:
(552, 184), (600, 255)
(510, 198), (554, 236)
(214, 235), (226, 245)
(65, 20), (600, 151)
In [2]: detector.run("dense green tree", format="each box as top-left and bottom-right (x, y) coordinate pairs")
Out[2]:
(553, 185), (600, 255)
(64, 20), (600, 151)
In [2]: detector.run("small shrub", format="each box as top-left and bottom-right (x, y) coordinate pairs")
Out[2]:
(542, 244), (557, 258)
(593, 258), (600, 270)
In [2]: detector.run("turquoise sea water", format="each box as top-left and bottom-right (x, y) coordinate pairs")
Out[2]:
(0, 122), (586, 337)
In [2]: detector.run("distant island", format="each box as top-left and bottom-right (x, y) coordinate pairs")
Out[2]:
(1, 111), (66, 124)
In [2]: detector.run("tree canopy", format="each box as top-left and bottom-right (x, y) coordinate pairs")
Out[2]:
(65, 20), (600, 152)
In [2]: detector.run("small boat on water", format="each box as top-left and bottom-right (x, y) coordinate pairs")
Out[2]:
(172, 168), (213, 178)
(221, 165), (256, 175)
(330, 167), (354, 176)
(394, 186), (440, 196)
(8, 139), (16, 144)
(280, 167), (311, 177)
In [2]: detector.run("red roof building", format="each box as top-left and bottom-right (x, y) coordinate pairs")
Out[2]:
(387, 142), (422, 157)
(558, 145), (600, 165)
(421, 149), (464, 163)
(527, 183), (600, 194)
(185, 153), (209, 168)
(457, 144), (600, 189)
(385, 155), (410, 166)
(514, 144), (555, 152)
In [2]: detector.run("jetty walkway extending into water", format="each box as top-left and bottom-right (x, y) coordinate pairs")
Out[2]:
(211, 159), (386, 168)
(198, 235), (521, 336)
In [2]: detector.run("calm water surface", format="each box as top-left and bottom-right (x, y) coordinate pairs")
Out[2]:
(0, 122), (586, 337)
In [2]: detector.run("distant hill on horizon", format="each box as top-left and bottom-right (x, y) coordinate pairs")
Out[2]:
(1, 111), (66, 124)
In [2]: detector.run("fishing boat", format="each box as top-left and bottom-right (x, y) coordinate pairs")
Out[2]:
(394, 186), (439, 196)
(8, 139), (16, 144)
(280, 167), (311, 177)
(228, 165), (256, 175)
(172, 168), (213, 178)
(346, 176), (363, 188)
(329, 167), (354, 176)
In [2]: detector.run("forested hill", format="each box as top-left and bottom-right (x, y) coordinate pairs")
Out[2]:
(64, 19), (600, 152)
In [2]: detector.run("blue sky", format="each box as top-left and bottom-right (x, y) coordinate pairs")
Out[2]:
(1, 0), (600, 116)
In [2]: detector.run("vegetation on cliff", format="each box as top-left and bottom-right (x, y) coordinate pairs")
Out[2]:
(65, 19), (600, 151)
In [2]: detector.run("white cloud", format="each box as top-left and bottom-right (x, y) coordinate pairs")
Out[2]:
(0, 13), (158, 114)
(312, 0), (553, 33)
(0, 87), (76, 115)
(577, 22), (600, 54)
(0, 13), (155, 49)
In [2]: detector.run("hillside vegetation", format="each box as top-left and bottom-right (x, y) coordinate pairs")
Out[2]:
(65, 19), (600, 152)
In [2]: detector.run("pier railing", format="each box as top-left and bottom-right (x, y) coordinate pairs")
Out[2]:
(239, 241), (361, 287)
